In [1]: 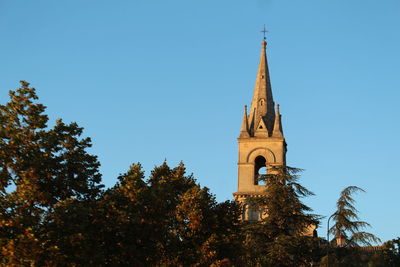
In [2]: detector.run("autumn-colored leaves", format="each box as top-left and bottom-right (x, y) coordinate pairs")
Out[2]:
(0, 82), (240, 266)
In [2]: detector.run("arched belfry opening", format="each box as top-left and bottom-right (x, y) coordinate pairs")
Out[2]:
(234, 38), (287, 222)
(254, 156), (267, 185)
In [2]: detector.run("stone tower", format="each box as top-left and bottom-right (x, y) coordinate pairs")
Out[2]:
(233, 40), (286, 221)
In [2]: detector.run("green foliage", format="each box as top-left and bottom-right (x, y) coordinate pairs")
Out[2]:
(0, 81), (103, 265)
(379, 237), (400, 267)
(0, 81), (241, 265)
(319, 186), (384, 267)
(329, 186), (381, 247)
(2, 81), (397, 266)
(240, 166), (323, 267)
(319, 241), (400, 267)
(23, 160), (242, 266)
(97, 162), (242, 266)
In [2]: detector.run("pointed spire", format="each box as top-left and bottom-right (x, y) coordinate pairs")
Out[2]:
(239, 105), (250, 138)
(248, 40), (275, 135)
(272, 104), (284, 138)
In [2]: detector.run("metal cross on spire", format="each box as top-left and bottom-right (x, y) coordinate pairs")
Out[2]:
(261, 25), (268, 40)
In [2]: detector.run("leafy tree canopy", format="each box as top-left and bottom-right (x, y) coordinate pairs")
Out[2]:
(0, 81), (103, 265)
(1, 81), (396, 267)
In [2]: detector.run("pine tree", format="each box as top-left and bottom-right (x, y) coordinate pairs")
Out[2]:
(240, 166), (322, 266)
(329, 186), (381, 247)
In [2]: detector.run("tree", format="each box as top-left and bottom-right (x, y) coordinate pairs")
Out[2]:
(381, 237), (400, 266)
(329, 186), (381, 247)
(240, 166), (323, 267)
(87, 162), (242, 266)
(0, 82), (242, 265)
(0, 81), (103, 265)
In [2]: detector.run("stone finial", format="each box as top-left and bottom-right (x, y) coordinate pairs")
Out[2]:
(239, 105), (250, 138)
(272, 104), (284, 138)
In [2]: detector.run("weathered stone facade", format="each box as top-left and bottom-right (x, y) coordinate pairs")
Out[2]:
(233, 40), (286, 221)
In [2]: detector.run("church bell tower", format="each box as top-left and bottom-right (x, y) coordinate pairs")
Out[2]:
(233, 39), (286, 221)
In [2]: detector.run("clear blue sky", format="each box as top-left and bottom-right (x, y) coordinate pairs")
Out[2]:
(1, 0), (399, 242)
